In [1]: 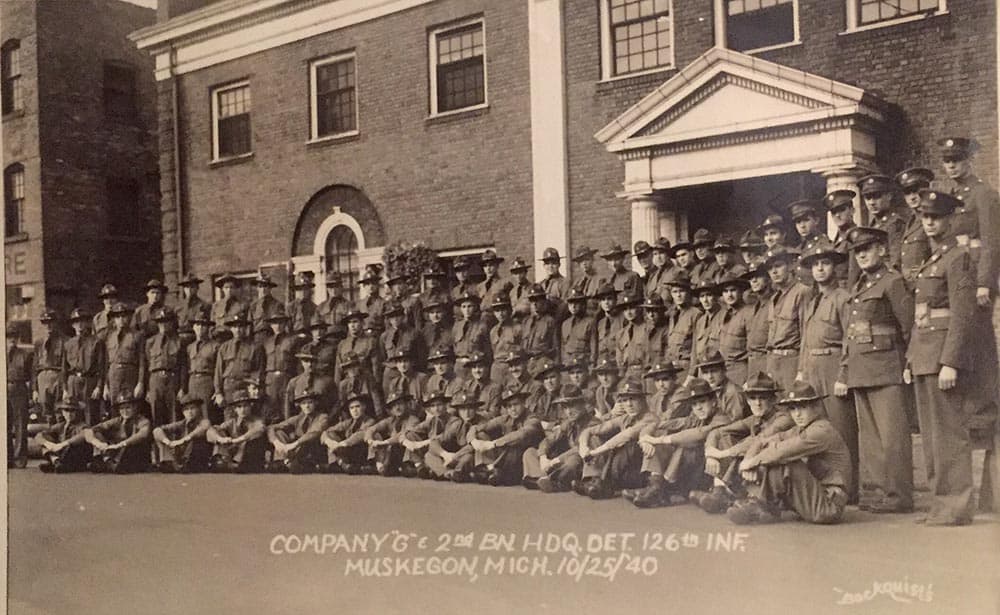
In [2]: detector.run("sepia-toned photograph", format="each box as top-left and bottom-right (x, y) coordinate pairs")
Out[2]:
(3, 0), (999, 613)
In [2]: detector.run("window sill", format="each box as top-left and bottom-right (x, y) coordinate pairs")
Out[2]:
(839, 11), (947, 36)
(599, 65), (675, 85)
(2, 109), (25, 121)
(425, 103), (490, 124)
(4, 232), (29, 244)
(740, 39), (802, 55)
(306, 131), (360, 148)
(209, 152), (255, 168)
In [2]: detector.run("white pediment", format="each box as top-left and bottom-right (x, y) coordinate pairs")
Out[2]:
(596, 47), (887, 153)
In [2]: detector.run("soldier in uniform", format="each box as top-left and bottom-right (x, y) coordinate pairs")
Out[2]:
(449, 257), (478, 322)
(728, 382), (851, 525)
(522, 384), (596, 492)
(641, 294), (670, 367)
(632, 241), (654, 287)
(210, 274), (243, 329)
(488, 295), (522, 383)
(571, 246), (603, 312)
(758, 214), (788, 250)
(716, 274), (753, 387)
(183, 306), (218, 421)
(468, 386), (545, 486)
(399, 390), (452, 478)
(478, 250), (511, 320)
(103, 302), (146, 406)
(763, 247), (812, 390)
(36, 399), (92, 473)
(908, 190), (997, 524)
(647, 238), (673, 302)
(152, 393), (212, 473)
(593, 283), (620, 361)
(64, 307), (106, 424)
(834, 226), (915, 513)
(709, 237), (747, 283)
(738, 230), (767, 270)
(425, 391), (482, 481)
(207, 391), (268, 473)
(33, 309), (67, 422)
(797, 239), (858, 498)
(84, 392), (152, 474)
(7, 324), (32, 468)
(507, 256), (534, 322)
(826, 189), (860, 288)
(788, 200), (826, 285)
(414, 265), (449, 329)
(286, 272), (317, 334)
(364, 391), (420, 476)
(521, 284), (559, 364)
(176, 273), (210, 342)
(262, 311), (300, 424)
(526, 358), (561, 428)
(212, 309), (266, 409)
(322, 391), (377, 474)
(663, 269), (699, 372)
(381, 301), (424, 375)
(670, 240), (695, 273)
(133, 279), (168, 337)
(93, 283), (121, 337)
(743, 265), (773, 378)
(452, 290), (492, 377)
(144, 307), (187, 428)
(614, 292), (647, 383)
(560, 288), (597, 366)
(858, 174), (909, 272)
(384, 347), (429, 404)
(691, 280), (721, 369)
(895, 168), (934, 289)
(268, 389), (330, 473)
(249, 273), (284, 335)
(538, 247), (571, 310)
(690, 228), (719, 284)
(421, 296), (453, 356)
(336, 309), (380, 387)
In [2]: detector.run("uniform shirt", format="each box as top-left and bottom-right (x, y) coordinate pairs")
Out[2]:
(766, 278), (813, 353)
(405, 413), (449, 443)
(460, 377), (503, 418)
(521, 312), (558, 360)
(574, 273), (605, 313)
(478, 276), (511, 311)
(430, 415), (480, 455)
(509, 280), (534, 321)
(946, 173), (1000, 291)
(158, 416), (211, 441)
(452, 316), (491, 361)
(145, 332), (187, 376)
(538, 414), (596, 458)
(384, 369), (428, 403)
(133, 302), (163, 337)
(692, 306), (722, 366)
(899, 214), (931, 290)
(270, 411), (330, 442)
(176, 295), (210, 333)
(615, 319), (647, 369)
(366, 413), (420, 443)
(213, 337), (266, 392)
(560, 313), (597, 364)
(718, 303), (753, 365)
(426, 372), (457, 396)
(34, 333), (67, 373)
(422, 322), (453, 357)
(38, 418), (89, 445)
(92, 307), (117, 337)
(527, 388), (559, 424)
(380, 325), (424, 367)
(666, 305), (700, 365)
(712, 262), (748, 284)
(870, 208), (910, 272)
(249, 294), (284, 331)
(906, 236), (977, 376)
(644, 320), (670, 366)
(540, 273), (571, 303)
(607, 269), (640, 294)
(797, 285), (849, 374)
(716, 379), (749, 423)
(315, 295), (350, 328)
(691, 260), (720, 286)
(286, 297), (317, 334)
(595, 311), (621, 361)
(7, 345), (32, 384)
(324, 415), (375, 447)
(748, 417), (851, 489)
(649, 409), (730, 446)
(833, 223), (860, 288)
(263, 332), (301, 375)
(335, 335), (380, 383)
(716, 409), (794, 442)
(186, 338), (219, 377)
(473, 411), (544, 450)
(105, 328), (145, 367)
(91, 414), (152, 446)
(64, 331), (106, 380)
(746, 290), (773, 360)
(490, 319), (523, 360)
(644, 264), (671, 301)
(839, 264), (913, 388)
(210, 415), (266, 443)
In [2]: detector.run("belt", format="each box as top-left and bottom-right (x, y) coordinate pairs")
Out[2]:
(190, 371), (212, 377)
(956, 235), (983, 249)
(267, 370), (286, 375)
(36, 367), (61, 373)
(808, 348), (840, 356)
(69, 370), (100, 378)
(111, 362), (137, 368)
(150, 368), (178, 374)
(769, 349), (799, 356)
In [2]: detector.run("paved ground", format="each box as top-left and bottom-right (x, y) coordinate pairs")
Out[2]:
(7, 464), (999, 615)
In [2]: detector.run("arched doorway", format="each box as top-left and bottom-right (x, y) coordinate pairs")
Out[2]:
(324, 224), (360, 302)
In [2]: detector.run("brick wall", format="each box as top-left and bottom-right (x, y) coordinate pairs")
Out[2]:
(163, 0), (534, 288)
(35, 0), (161, 313)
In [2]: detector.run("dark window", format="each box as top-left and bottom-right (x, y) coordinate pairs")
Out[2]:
(325, 225), (359, 302)
(726, 0), (795, 52)
(103, 62), (136, 121)
(214, 83), (252, 158)
(314, 56), (357, 137)
(609, 0), (673, 76)
(859, 0), (938, 25)
(106, 177), (140, 237)
(2, 40), (22, 114)
(4, 163), (24, 236)
(434, 22), (485, 114)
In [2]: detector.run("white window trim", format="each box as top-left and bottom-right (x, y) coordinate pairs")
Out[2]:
(842, 0), (947, 34)
(211, 80), (252, 162)
(308, 51), (360, 143)
(712, 0), (801, 54)
(600, 0), (676, 81)
(438, 245), (494, 258)
(428, 16), (488, 118)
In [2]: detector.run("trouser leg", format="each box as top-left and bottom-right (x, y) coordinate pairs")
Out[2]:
(854, 385), (914, 507)
(522, 447), (542, 479)
(913, 375), (974, 523)
(8, 387), (29, 467)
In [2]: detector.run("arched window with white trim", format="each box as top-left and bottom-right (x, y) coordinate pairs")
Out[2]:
(325, 224), (360, 302)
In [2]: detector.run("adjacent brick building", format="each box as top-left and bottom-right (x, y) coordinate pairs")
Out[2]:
(3, 0), (162, 341)
(131, 0), (996, 304)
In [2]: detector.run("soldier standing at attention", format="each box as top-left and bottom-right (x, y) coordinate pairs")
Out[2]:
(357, 265), (387, 329)
(538, 248), (571, 315)
(64, 308), (106, 425)
(571, 246), (603, 311)
(103, 302), (146, 404)
(895, 168), (934, 290)
(175, 273), (209, 342)
(33, 309), (67, 422)
(213, 309), (266, 409)
(690, 229), (719, 285)
(521, 284), (559, 365)
(93, 283), (121, 337)
(716, 274), (753, 387)
(133, 279), (168, 338)
(286, 272), (317, 334)
(788, 200), (825, 285)
(663, 270), (699, 372)
(262, 311), (300, 424)
(7, 324), (32, 468)
(421, 297), (453, 355)
(908, 190), (997, 525)
(743, 265), (772, 378)
(601, 243), (640, 294)
(834, 227), (915, 514)
(560, 288), (597, 366)
(641, 295), (670, 367)
(211, 274), (245, 329)
(613, 292), (646, 383)
(478, 250), (511, 320)
(336, 309), (380, 388)
(449, 256), (478, 319)
(763, 247), (812, 390)
(858, 175), (909, 272)
(507, 256), (534, 322)
(488, 296), (522, 383)
(248, 273), (284, 336)
(826, 190), (860, 288)
(691, 280), (721, 369)
(758, 214), (788, 251)
(145, 307), (187, 427)
(183, 306), (218, 421)
(647, 238), (673, 302)
(593, 283), (620, 361)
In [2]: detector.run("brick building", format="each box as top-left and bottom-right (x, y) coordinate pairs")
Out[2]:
(3, 0), (162, 341)
(131, 0), (996, 304)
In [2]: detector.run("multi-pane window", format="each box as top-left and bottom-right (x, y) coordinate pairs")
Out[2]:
(106, 177), (140, 237)
(325, 225), (360, 302)
(4, 164), (24, 237)
(212, 82), (252, 160)
(726, 0), (796, 52)
(609, 0), (673, 76)
(311, 54), (357, 139)
(431, 20), (486, 115)
(858, 0), (939, 25)
(2, 40), (22, 115)
(103, 62), (137, 121)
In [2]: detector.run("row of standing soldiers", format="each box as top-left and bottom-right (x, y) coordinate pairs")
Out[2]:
(10, 136), (999, 526)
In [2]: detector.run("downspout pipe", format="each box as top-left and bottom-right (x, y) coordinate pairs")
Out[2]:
(170, 45), (184, 280)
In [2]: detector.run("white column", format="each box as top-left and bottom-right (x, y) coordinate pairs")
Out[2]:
(630, 196), (659, 247)
(713, 0), (728, 48)
(817, 166), (871, 238)
(529, 0), (569, 280)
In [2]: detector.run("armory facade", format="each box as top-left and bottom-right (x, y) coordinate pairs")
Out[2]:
(131, 0), (997, 305)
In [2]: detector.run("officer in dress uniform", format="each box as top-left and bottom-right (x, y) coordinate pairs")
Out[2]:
(858, 174), (909, 272)
(7, 324), (32, 468)
(134, 279), (168, 338)
(175, 273), (210, 342)
(33, 309), (67, 422)
(835, 226), (915, 514)
(826, 189), (860, 288)
(64, 308), (106, 424)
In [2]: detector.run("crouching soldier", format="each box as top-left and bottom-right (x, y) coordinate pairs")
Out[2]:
(522, 385), (595, 492)
(468, 387), (545, 486)
(84, 393), (152, 474)
(629, 378), (730, 508)
(267, 390), (330, 473)
(695, 372), (795, 513)
(400, 390), (451, 478)
(576, 380), (654, 499)
(207, 391), (268, 473)
(728, 382), (851, 525)
(322, 392), (376, 474)
(364, 391), (420, 476)
(152, 393), (212, 473)
(425, 392), (481, 481)
(36, 399), (92, 473)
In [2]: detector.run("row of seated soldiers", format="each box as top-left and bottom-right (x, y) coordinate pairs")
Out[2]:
(14, 139), (1000, 527)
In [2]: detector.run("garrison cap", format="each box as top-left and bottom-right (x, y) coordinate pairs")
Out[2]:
(776, 381), (823, 405)
(857, 174), (894, 196)
(799, 237), (848, 267)
(916, 189), (961, 216)
(937, 137), (979, 159)
(823, 190), (856, 213)
(844, 226), (888, 252)
(895, 167), (935, 189)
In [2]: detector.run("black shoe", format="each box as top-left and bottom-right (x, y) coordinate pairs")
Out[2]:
(417, 466), (433, 480)
(522, 476), (540, 490)
(267, 460), (289, 474)
(324, 462), (344, 474)
(39, 462), (56, 473)
(622, 487), (643, 502)
(573, 477), (596, 496)
(633, 485), (672, 508)
(158, 461), (177, 473)
(487, 471), (507, 487)
(88, 459), (110, 473)
(399, 463), (419, 478)
(538, 476), (570, 493)
(586, 480), (617, 500)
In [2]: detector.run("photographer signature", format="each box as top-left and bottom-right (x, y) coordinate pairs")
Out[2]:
(833, 578), (933, 605)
